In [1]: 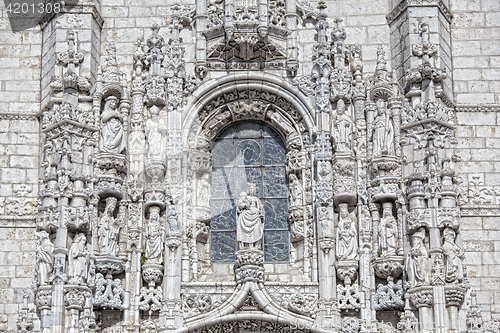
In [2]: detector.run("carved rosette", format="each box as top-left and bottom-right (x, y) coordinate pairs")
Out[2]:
(408, 286), (434, 308)
(445, 285), (466, 307)
(373, 256), (404, 280)
(234, 248), (265, 285)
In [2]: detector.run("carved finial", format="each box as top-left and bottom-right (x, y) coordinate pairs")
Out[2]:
(331, 18), (346, 45)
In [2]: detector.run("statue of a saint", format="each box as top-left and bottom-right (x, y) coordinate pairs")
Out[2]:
(372, 99), (394, 157)
(100, 96), (126, 154)
(197, 173), (210, 207)
(336, 203), (358, 261)
(98, 197), (120, 256)
(145, 105), (168, 159)
(236, 183), (264, 248)
(406, 228), (430, 286)
(145, 206), (164, 264)
(379, 202), (398, 256)
(333, 99), (353, 152)
(442, 228), (464, 283)
(166, 203), (180, 235)
(289, 174), (303, 207)
(36, 231), (54, 285)
(68, 233), (88, 284)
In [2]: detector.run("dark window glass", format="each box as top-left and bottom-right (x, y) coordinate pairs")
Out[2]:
(210, 122), (289, 263)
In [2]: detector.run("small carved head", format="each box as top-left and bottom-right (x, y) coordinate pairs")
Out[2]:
(247, 183), (257, 196)
(105, 196), (118, 212)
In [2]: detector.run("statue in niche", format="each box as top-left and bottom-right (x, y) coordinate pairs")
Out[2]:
(442, 227), (465, 283)
(288, 173), (303, 207)
(372, 99), (394, 157)
(379, 202), (398, 256)
(166, 203), (180, 235)
(145, 105), (168, 159)
(197, 173), (210, 207)
(36, 231), (54, 285)
(336, 203), (358, 261)
(333, 99), (353, 152)
(98, 197), (120, 256)
(100, 96), (126, 154)
(236, 183), (264, 248)
(407, 228), (430, 286)
(318, 206), (332, 238)
(68, 233), (88, 284)
(145, 206), (165, 264)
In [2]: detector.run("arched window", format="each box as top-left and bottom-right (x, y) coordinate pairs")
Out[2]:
(210, 122), (290, 263)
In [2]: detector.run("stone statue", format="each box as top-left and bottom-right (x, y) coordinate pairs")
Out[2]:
(236, 183), (264, 248)
(68, 233), (88, 284)
(333, 99), (353, 152)
(442, 227), (464, 283)
(100, 96), (126, 154)
(336, 203), (358, 261)
(98, 197), (120, 256)
(166, 203), (179, 235)
(379, 202), (398, 256)
(407, 228), (430, 286)
(145, 105), (168, 159)
(36, 231), (54, 285)
(372, 99), (394, 157)
(197, 173), (210, 207)
(289, 173), (303, 207)
(145, 206), (164, 264)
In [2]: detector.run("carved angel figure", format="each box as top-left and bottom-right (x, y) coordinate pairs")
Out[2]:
(289, 174), (303, 207)
(36, 231), (54, 285)
(336, 203), (358, 261)
(333, 99), (353, 152)
(406, 228), (430, 286)
(145, 206), (164, 264)
(442, 227), (464, 283)
(145, 105), (168, 159)
(68, 233), (88, 284)
(379, 202), (398, 256)
(236, 183), (264, 248)
(98, 197), (120, 256)
(372, 99), (394, 157)
(100, 96), (126, 154)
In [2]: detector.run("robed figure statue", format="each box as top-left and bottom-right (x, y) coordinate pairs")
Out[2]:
(236, 183), (264, 249)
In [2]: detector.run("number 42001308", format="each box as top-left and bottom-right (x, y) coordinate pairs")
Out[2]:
(5, 1), (63, 15)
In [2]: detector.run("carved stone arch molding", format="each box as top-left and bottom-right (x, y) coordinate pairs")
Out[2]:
(182, 73), (317, 280)
(180, 281), (326, 333)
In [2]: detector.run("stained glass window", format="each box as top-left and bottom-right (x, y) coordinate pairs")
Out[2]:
(210, 122), (289, 263)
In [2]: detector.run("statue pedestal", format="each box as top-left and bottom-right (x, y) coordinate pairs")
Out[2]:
(234, 248), (265, 285)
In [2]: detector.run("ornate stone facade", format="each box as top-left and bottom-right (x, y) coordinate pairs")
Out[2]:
(0, 0), (500, 332)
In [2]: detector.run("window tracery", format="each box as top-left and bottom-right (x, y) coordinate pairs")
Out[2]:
(210, 122), (290, 263)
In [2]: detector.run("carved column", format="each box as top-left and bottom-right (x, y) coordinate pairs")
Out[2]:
(37, 1), (103, 328)
(399, 17), (463, 333)
(285, 0), (298, 75)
